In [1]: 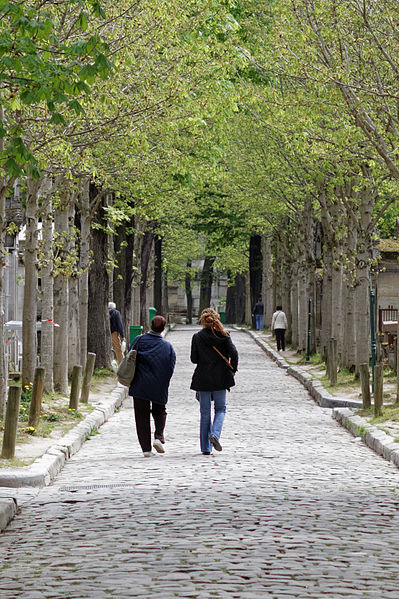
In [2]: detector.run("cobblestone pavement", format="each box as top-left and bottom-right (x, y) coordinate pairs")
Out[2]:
(1, 326), (399, 599)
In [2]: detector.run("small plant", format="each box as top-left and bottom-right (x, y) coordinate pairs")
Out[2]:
(23, 426), (35, 435)
(68, 409), (82, 419)
(20, 382), (33, 405)
(43, 412), (60, 422)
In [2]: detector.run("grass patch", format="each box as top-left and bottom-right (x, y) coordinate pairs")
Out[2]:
(0, 457), (35, 468)
(369, 405), (399, 425)
(322, 367), (359, 391)
(297, 352), (324, 366)
(0, 373), (116, 460)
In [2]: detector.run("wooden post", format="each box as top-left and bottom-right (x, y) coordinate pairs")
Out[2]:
(28, 367), (45, 427)
(328, 337), (337, 385)
(359, 363), (371, 409)
(374, 364), (383, 417)
(80, 352), (96, 404)
(69, 365), (82, 410)
(1, 386), (21, 459)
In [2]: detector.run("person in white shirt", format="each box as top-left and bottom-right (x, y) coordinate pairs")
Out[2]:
(271, 305), (288, 351)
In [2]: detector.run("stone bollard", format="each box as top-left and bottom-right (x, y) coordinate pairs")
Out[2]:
(69, 365), (82, 410)
(1, 386), (21, 459)
(28, 367), (45, 428)
(80, 352), (96, 404)
(359, 363), (371, 409)
(374, 364), (383, 417)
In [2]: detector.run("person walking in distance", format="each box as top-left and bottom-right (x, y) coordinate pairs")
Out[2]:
(271, 305), (288, 352)
(252, 297), (264, 330)
(190, 308), (238, 455)
(108, 302), (125, 365)
(129, 315), (176, 457)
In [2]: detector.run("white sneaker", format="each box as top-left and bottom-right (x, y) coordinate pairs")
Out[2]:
(143, 451), (154, 457)
(153, 439), (165, 454)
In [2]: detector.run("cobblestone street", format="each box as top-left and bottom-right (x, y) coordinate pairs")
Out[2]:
(1, 326), (399, 598)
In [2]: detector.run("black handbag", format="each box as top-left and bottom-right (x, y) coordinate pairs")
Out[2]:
(117, 335), (142, 386)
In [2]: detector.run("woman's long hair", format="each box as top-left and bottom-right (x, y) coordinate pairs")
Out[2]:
(200, 308), (229, 337)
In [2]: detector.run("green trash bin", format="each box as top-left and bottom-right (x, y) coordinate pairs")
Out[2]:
(129, 325), (143, 345)
(219, 311), (226, 324)
(149, 307), (157, 325)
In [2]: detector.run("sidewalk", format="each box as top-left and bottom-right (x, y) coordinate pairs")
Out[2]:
(0, 381), (128, 530)
(243, 327), (399, 473)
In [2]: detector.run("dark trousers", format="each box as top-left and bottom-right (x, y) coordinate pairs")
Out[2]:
(133, 397), (167, 452)
(275, 328), (286, 351)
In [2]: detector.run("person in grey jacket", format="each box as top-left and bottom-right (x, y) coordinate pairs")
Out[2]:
(190, 308), (238, 455)
(271, 305), (288, 351)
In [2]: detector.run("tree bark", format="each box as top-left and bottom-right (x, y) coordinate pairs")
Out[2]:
(78, 179), (91, 369)
(185, 262), (193, 324)
(53, 201), (69, 393)
(87, 191), (111, 369)
(249, 235), (262, 312)
(22, 177), (41, 388)
(199, 256), (215, 314)
(39, 179), (55, 393)
(262, 236), (274, 328)
(154, 236), (163, 315)
(140, 226), (154, 330)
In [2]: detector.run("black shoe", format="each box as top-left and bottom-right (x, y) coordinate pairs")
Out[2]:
(209, 435), (222, 451)
(202, 451), (211, 455)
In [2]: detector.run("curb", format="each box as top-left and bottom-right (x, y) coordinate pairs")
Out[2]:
(0, 498), (17, 532)
(0, 383), (128, 489)
(333, 408), (399, 469)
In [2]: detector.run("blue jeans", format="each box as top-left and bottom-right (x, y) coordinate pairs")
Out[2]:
(199, 390), (226, 453)
(255, 314), (263, 330)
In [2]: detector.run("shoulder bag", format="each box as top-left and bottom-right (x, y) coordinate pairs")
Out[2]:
(117, 335), (142, 387)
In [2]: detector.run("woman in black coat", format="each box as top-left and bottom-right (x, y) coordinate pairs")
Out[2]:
(190, 308), (238, 455)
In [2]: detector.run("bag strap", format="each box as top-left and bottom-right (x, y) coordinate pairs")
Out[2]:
(131, 334), (142, 351)
(212, 345), (234, 371)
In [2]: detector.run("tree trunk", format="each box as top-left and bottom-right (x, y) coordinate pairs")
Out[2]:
(53, 202), (69, 393)
(199, 256), (215, 314)
(0, 110), (10, 413)
(262, 236), (274, 328)
(140, 227), (154, 330)
(87, 192), (111, 369)
(68, 202), (80, 375)
(249, 235), (262, 312)
(130, 217), (143, 327)
(355, 263), (371, 371)
(282, 255), (292, 344)
(113, 223), (126, 319)
(154, 236), (163, 314)
(185, 262), (193, 324)
(22, 177), (41, 388)
(78, 179), (91, 369)
(244, 270), (252, 325)
(40, 180), (55, 393)
(291, 279), (299, 349)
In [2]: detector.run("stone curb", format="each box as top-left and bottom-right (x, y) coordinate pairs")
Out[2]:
(0, 383), (128, 489)
(333, 408), (399, 469)
(0, 498), (17, 532)
(237, 327), (363, 409)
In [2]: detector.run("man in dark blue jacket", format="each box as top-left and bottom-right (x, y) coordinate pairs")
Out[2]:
(129, 315), (176, 457)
